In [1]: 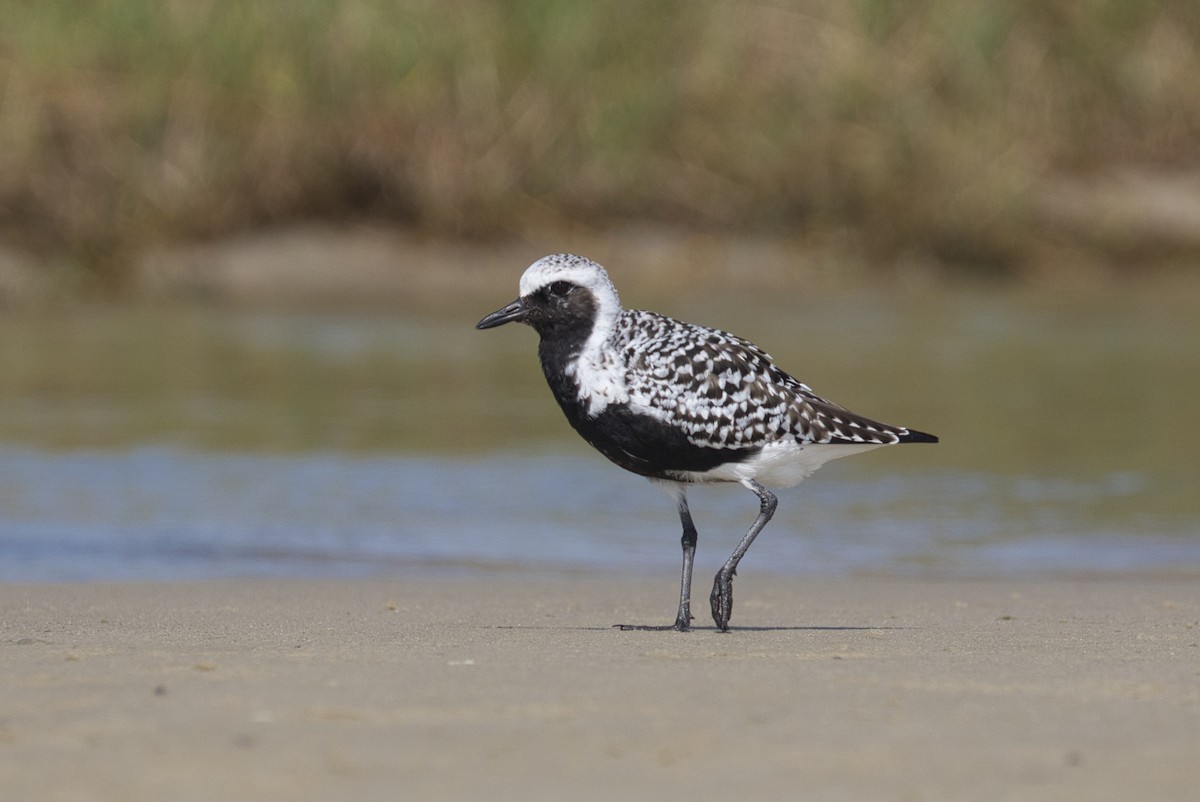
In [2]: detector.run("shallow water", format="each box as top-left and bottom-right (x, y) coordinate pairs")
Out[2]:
(0, 289), (1197, 581)
(1, 447), (1195, 583)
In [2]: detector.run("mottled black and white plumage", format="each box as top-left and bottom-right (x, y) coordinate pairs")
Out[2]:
(477, 254), (937, 631)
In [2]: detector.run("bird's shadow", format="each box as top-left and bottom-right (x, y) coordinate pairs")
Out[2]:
(718, 625), (912, 632)
(612, 624), (914, 633)
(490, 624), (913, 632)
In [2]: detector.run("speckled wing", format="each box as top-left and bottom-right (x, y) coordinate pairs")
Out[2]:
(615, 310), (910, 450)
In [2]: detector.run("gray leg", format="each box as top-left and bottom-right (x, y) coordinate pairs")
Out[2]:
(674, 495), (698, 631)
(614, 484), (699, 632)
(710, 479), (777, 631)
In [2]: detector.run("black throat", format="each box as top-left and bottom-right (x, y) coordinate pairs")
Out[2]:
(533, 306), (595, 426)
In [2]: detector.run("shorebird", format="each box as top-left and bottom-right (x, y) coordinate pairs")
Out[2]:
(476, 254), (937, 631)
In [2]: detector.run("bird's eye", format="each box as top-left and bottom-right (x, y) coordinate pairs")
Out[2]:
(548, 281), (574, 298)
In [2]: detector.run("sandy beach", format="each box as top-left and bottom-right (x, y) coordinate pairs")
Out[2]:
(2, 575), (1197, 801)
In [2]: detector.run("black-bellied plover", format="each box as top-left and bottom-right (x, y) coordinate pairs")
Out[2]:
(476, 253), (937, 631)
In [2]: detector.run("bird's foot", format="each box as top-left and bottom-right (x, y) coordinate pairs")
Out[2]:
(674, 604), (693, 632)
(710, 570), (733, 631)
(612, 606), (693, 632)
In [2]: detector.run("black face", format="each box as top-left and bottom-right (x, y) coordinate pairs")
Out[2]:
(522, 281), (598, 337)
(475, 281), (596, 337)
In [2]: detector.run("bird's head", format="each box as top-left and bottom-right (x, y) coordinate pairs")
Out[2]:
(475, 254), (622, 337)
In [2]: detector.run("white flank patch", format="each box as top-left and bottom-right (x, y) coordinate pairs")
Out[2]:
(668, 439), (888, 488)
(570, 348), (628, 417)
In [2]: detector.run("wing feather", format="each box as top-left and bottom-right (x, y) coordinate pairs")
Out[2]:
(615, 310), (912, 449)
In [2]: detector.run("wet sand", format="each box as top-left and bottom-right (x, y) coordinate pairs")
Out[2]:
(2, 576), (1197, 801)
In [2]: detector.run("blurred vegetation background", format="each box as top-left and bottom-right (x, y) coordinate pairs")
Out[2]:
(2, 0), (1199, 293)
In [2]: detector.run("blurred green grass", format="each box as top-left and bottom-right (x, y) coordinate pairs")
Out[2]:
(2, 0), (1198, 284)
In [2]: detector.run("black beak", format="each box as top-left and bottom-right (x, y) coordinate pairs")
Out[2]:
(475, 298), (527, 330)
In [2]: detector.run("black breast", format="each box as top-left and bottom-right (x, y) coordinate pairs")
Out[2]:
(569, 402), (758, 479)
(537, 327), (757, 480)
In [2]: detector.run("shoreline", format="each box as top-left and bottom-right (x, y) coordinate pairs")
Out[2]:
(3, 576), (1197, 801)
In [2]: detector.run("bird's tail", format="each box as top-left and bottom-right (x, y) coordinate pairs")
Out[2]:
(898, 428), (938, 443)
